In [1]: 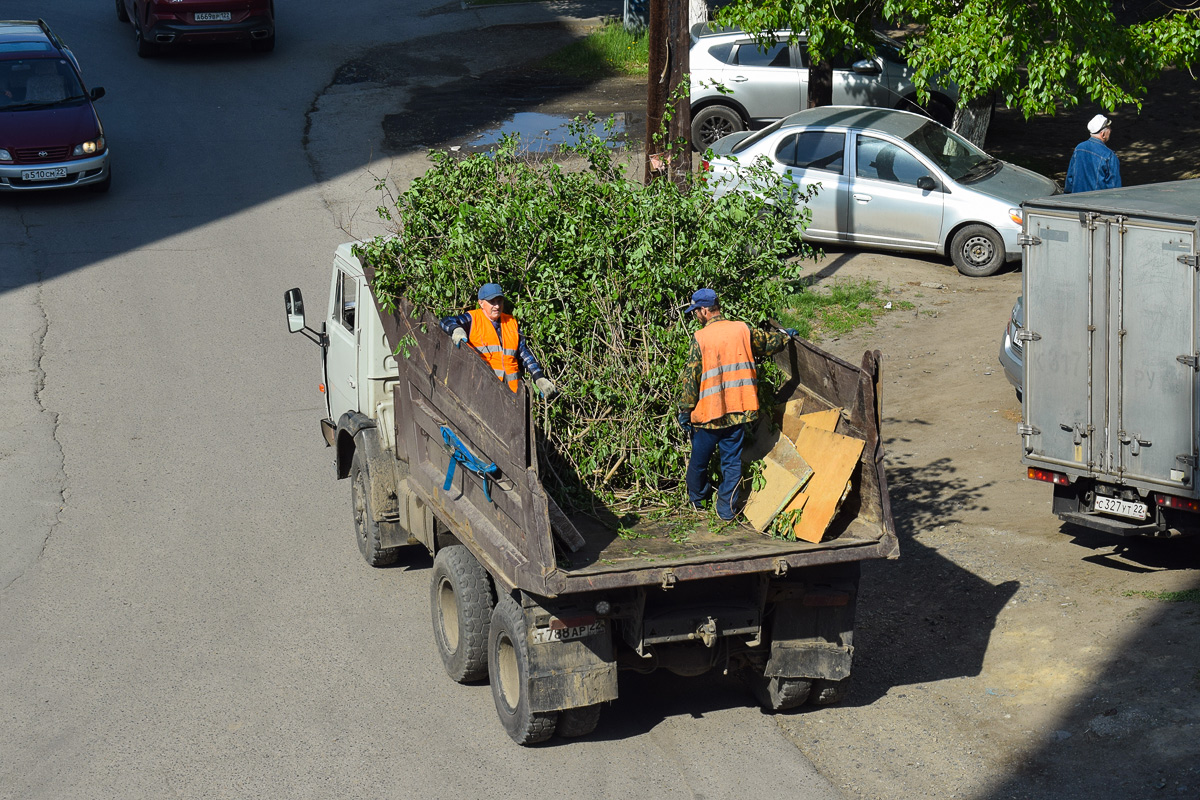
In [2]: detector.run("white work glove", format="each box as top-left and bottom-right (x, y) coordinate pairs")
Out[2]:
(451, 327), (468, 348)
(534, 377), (558, 400)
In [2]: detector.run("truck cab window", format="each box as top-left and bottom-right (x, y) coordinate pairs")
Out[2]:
(336, 270), (356, 332)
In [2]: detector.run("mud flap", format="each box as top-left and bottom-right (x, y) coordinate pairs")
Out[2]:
(764, 589), (856, 681)
(524, 605), (618, 713)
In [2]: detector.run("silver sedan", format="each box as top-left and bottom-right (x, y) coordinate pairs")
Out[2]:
(703, 106), (1060, 276)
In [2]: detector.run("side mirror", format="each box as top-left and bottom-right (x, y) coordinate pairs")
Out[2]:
(90, 87), (105, 101)
(285, 287), (305, 333)
(851, 59), (881, 76)
(916, 175), (937, 191)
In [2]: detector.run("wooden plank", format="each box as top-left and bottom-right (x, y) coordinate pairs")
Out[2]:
(788, 426), (865, 543)
(780, 396), (809, 443)
(743, 436), (813, 531)
(797, 408), (841, 434)
(743, 456), (804, 531)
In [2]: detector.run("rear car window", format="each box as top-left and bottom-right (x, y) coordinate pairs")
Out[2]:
(734, 40), (790, 68)
(776, 131), (846, 173)
(706, 42), (734, 64)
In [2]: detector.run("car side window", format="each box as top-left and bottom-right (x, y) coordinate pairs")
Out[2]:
(335, 270), (356, 333)
(855, 135), (927, 186)
(734, 40), (791, 68)
(707, 42), (734, 64)
(776, 131), (846, 174)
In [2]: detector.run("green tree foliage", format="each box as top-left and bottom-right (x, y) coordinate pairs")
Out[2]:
(715, 0), (1200, 118)
(360, 129), (810, 513)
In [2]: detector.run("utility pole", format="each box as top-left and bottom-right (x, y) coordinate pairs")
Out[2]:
(644, 0), (691, 186)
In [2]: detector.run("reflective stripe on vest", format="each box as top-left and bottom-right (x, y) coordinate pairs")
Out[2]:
(468, 308), (520, 392)
(691, 319), (758, 423)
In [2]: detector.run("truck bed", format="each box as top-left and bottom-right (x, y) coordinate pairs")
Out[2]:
(368, 268), (896, 598)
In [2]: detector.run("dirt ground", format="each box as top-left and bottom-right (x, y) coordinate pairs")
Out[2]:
(348, 22), (1200, 799)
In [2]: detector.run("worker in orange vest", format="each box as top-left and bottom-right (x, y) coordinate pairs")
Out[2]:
(677, 288), (795, 520)
(439, 283), (558, 399)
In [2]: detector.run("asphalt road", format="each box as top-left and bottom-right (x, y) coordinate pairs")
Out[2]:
(0, 2), (842, 798)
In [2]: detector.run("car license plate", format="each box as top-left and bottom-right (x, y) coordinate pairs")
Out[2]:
(532, 619), (605, 644)
(1093, 495), (1148, 520)
(21, 167), (68, 181)
(195, 11), (232, 21)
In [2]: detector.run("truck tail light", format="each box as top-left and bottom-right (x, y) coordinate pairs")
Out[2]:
(1027, 467), (1069, 486)
(1155, 493), (1200, 514)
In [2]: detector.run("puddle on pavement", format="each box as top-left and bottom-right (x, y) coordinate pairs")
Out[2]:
(463, 112), (630, 153)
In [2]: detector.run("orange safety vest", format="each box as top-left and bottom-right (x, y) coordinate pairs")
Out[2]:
(468, 308), (521, 392)
(691, 319), (758, 423)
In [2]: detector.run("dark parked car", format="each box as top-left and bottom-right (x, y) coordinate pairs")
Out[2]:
(116, 0), (275, 57)
(0, 19), (110, 193)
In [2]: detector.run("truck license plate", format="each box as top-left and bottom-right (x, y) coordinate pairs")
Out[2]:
(195, 11), (232, 21)
(532, 619), (605, 644)
(1093, 495), (1148, 520)
(21, 167), (67, 181)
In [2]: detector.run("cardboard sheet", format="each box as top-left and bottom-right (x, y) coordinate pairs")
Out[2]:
(743, 435), (813, 531)
(797, 408), (841, 433)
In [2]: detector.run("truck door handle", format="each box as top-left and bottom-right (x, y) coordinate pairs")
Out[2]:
(853, 193), (872, 203)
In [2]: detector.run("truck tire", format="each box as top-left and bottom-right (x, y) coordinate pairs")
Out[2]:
(691, 105), (744, 150)
(950, 224), (1005, 277)
(753, 676), (812, 712)
(808, 677), (850, 706)
(430, 545), (493, 682)
(557, 704), (602, 738)
(350, 448), (401, 567)
(488, 595), (558, 745)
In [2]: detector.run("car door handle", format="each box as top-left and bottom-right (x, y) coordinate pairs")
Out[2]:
(347, 376), (356, 389)
(729, 75), (748, 82)
(853, 193), (872, 203)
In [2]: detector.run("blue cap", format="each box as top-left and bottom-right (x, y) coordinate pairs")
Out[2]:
(478, 283), (504, 301)
(684, 288), (717, 313)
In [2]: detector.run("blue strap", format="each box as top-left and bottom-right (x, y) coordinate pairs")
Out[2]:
(440, 426), (500, 503)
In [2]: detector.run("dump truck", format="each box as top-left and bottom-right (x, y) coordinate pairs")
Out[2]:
(284, 242), (897, 744)
(1020, 181), (1200, 538)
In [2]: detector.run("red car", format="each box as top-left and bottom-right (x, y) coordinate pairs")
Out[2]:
(0, 19), (110, 193)
(116, 0), (275, 57)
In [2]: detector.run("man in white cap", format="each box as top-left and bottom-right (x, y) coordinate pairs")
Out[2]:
(1064, 114), (1122, 193)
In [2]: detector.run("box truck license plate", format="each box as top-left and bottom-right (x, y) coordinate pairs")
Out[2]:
(532, 619), (605, 644)
(1093, 495), (1148, 520)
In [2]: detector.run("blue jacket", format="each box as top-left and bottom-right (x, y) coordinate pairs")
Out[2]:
(1064, 137), (1122, 193)
(439, 311), (546, 381)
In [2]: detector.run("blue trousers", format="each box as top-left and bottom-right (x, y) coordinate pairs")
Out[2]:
(686, 424), (745, 520)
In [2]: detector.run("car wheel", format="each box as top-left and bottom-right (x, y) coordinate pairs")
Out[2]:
(691, 105), (744, 151)
(89, 172), (112, 194)
(135, 22), (157, 58)
(950, 224), (1005, 277)
(250, 32), (275, 53)
(116, 0), (129, 23)
(430, 544), (494, 683)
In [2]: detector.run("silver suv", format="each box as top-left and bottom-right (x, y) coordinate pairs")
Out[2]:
(689, 25), (958, 149)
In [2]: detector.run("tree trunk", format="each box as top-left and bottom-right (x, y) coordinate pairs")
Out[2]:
(808, 61), (833, 108)
(688, 0), (707, 28)
(952, 93), (994, 148)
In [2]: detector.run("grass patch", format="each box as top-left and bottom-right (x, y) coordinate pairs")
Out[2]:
(1123, 588), (1200, 604)
(777, 278), (904, 340)
(539, 20), (649, 78)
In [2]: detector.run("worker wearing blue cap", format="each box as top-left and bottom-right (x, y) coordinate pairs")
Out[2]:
(439, 283), (557, 399)
(677, 288), (796, 520)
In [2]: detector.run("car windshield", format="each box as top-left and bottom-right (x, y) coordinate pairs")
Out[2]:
(0, 58), (87, 110)
(902, 121), (996, 181)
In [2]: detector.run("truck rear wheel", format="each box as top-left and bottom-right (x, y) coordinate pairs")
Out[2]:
(753, 676), (813, 712)
(808, 677), (851, 706)
(430, 545), (493, 682)
(557, 704), (602, 738)
(350, 448), (401, 567)
(489, 595), (558, 745)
